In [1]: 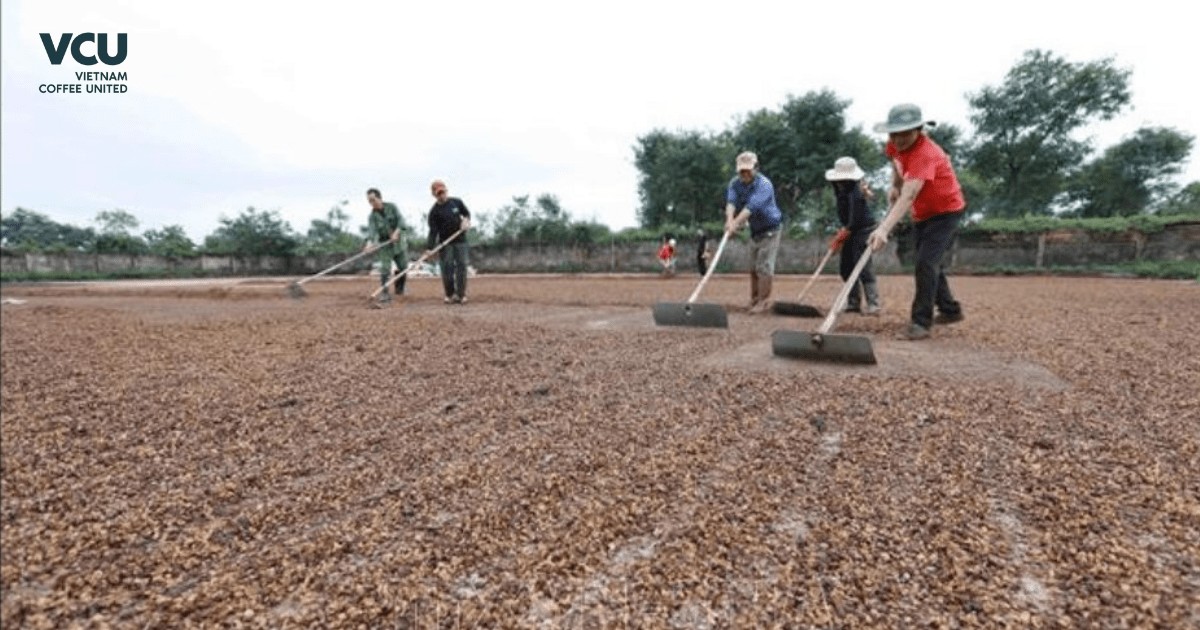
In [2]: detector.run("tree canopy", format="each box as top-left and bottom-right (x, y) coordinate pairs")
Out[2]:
(1, 208), (96, 251)
(965, 49), (1132, 217)
(634, 90), (885, 233)
(203, 207), (300, 257)
(630, 49), (1195, 228)
(93, 209), (148, 254)
(1067, 127), (1194, 217)
(143, 225), (197, 258)
(299, 201), (364, 255)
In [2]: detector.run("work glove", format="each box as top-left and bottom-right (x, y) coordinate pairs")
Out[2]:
(830, 228), (850, 252)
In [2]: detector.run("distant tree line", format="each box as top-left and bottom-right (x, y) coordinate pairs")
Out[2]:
(633, 49), (1200, 235)
(0, 194), (673, 258)
(0, 204), (374, 258)
(1, 193), (709, 257)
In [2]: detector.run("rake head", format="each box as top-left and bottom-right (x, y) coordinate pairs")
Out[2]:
(771, 329), (877, 365)
(652, 302), (729, 329)
(771, 301), (822, 318)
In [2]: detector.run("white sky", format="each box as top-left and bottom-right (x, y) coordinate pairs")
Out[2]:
(3, 0), (1198, 242)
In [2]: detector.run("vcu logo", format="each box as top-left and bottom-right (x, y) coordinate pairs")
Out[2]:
(40, 33), (128, 65)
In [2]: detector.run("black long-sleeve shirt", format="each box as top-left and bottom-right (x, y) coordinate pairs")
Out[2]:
(833, 182), (878, 232)
(427, 197), (470, 249)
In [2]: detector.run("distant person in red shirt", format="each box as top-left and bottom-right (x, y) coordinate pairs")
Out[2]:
(657, 238), (677, 276)
(867, 104), (966, 340)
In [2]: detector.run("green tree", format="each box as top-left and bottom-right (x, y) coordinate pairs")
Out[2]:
(531, 194), (573, 242)
(300, 201), (365, 254)
(490, 195), (533, 244)
(927, 123), (968, 162)
(633, 91), (888, 232)
(483, 194), (608, 245)
(1067, 127), (1194, 217)
(0, 208), (96, 251)
(633, 129), (732, 228)
(95, 209), (140, 235)
(203, 207), (300, 257)
(735, 91), (886, 233)
(93, 209), (148, 254)
(966, 49), (1132, 217)
(143, 225), (197, 257)
(1159, 182), (1200, 216)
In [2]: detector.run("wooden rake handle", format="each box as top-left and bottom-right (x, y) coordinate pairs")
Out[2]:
(817, 247), (872, 335)
(686, 229), (732, 304)
(296, 241), (385, 287)
(794, 243), (837, 302)
(370, 228), (466, 299)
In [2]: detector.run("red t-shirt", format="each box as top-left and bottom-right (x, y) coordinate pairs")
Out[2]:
(886, 135), (965, 222)
(658, 244), (676, 261)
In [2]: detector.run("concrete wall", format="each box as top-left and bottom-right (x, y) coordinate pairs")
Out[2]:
(469, 239), (902, 274)
(472, 221), (1199, 274)
(0, 252), (361, 276)
(3, 221), (1197, 276)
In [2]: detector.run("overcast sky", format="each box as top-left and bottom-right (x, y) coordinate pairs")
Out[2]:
(3, 0), (1198, 242)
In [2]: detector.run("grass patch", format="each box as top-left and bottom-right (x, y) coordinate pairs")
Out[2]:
(958, 260), (1200, 280)
(962, 214), (1199, 235)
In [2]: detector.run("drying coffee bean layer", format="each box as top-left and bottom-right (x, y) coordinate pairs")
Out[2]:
(2, 275), (1197, 627)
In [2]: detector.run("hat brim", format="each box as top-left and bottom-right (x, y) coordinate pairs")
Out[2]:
(873, 120), (929, 134)
(825, 167), (865, 181)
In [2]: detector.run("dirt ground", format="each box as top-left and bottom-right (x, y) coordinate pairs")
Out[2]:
(2, 273), (1197, 627)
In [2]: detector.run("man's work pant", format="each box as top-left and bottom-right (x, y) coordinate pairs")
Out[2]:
(439, 242), (469, 299)
(910, 212), (963, 328)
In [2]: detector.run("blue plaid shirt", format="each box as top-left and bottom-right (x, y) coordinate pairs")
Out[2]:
(727, 173), (782, 237)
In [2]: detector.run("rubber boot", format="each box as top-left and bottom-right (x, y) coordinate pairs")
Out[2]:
(863, 280), (881, 315)
(748, 271), (760, 310)
(377, 274), (392, 304)
(844, 281), (862, 313)
(750, 275), (773, 314)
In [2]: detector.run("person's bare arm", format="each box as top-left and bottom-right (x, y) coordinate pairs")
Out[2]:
(887, 161), (904, 205)
(868, 178), (925, 251)
(725, 203), (750, 233)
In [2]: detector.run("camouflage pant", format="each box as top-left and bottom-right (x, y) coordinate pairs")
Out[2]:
(377, 240), (408, 295)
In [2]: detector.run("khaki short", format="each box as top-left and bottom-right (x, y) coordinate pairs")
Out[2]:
(750, 229), (781, 276)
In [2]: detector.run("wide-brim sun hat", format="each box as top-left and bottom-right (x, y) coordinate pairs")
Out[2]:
(825, 156), (865, 181)
(873, 103), (934, 134)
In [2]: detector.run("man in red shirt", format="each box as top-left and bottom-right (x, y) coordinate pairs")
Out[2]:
(867, 104), (966, 340)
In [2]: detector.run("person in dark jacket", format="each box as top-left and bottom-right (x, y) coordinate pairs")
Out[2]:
(695, 229), (712, 276)
(425, 179), (472, 304)
(825, 157), (881, 314)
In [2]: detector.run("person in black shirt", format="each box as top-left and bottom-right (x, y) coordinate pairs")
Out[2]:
(425, 179), (472, 304)
(825, 157), (881, 314)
